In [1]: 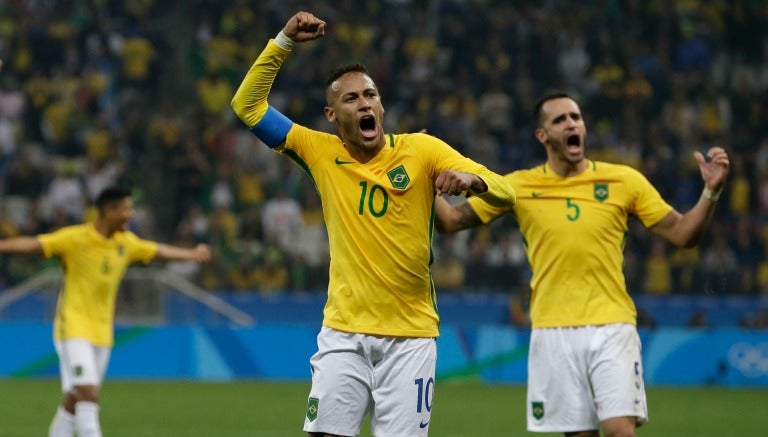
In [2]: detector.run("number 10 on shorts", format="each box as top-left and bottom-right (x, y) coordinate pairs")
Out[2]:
(414, 377), (434, 413)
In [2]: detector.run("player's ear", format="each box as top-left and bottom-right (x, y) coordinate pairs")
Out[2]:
(534, 127), (547, 145)
(324, 106), (336, 123)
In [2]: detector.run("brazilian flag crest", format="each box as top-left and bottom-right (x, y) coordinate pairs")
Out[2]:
(387, 165), (411, 189)
(594, 183), (609, 202)
(531, 401), (545, 420)
(306, 397), (319, 422)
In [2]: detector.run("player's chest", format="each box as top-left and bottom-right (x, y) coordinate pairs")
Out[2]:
(515, 182), (629, 230)
(76, 241), (131, 275)
(319, 155), (429, 204)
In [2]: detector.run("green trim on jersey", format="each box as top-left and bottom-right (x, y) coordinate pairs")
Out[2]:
(281, 148), (317, 187)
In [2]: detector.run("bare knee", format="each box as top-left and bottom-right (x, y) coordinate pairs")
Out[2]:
(73, 385), (100, 404)
(62, 392), (77, 414)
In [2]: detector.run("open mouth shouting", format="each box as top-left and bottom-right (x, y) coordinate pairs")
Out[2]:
(565, 133), (582, 155)
(359, 114), (378, 141)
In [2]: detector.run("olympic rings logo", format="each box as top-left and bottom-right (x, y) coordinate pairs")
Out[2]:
(727, 342), (768, 378)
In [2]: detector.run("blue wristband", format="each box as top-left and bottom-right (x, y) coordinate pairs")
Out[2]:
(250, 106), (293, 148)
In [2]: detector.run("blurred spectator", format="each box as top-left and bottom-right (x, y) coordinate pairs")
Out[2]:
(726, 155), (750, 217)
(432, 233), (466, 291)
(669, 246), (701, 294)
(197, 72), (234, 118)
(252, 245), (289, 294)
(740, 310), (768, 330)
(0, 204), (19, 286)
(644, 240), (672, 295)
(228, 254), (261, 291)
(261, 186), (303, 253)
(478, 77), (514, 143)
(508, 288), (531, 328)
(636, 308), (657, 330)
(730, 216), (763, 294)
(119, 27), (158, 93)
(432, 254), (466, 292)
(205, 161), (237, 212)
(42, 160), (86, 224)
(3, 147), (47, 199)
(701, 232), (739, 294)
(484, 229), (526, 291)
(687, 310), (710, 329)
(84, 159), (124, 202)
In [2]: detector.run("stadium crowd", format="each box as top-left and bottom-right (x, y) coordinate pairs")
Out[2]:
(0, 0), (767, 302)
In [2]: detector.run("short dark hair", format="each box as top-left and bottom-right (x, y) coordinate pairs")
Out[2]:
(325, 63), (371, 88)
(533, 92), (573, 127)
(95, 186), (132, 213)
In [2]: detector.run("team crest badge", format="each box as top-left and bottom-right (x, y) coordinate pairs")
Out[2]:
(594, 183), (609, 202)
(306, 397), (319, 421)
(531, 401), (544, 420)
(387, 165), (410, 189)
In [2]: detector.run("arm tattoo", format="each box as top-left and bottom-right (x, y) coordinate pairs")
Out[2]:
(457, 202), (483, 229)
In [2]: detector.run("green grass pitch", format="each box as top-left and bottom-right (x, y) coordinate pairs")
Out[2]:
(0, 379), (765, 436)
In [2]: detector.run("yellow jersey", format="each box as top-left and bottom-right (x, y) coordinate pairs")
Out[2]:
(39, 223), (157, 346)
(231, 40), (516, 337)
(469, 161), (672, 328)
(286, 127), (513, 337)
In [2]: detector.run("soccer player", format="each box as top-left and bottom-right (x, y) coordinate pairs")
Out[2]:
(231, 11), (516, 437)
(435, 93), (730, 437)
(0, 186), (212, 437)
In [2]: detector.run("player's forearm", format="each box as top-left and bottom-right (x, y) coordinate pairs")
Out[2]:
(154, 244), (211, 262)
(676, 196), (719, 247)
(0, 236), (43, 254)
(471, 171), (516, 208)
(231, 38), (292, 128)
(652, 195), (718, 248)
(434, 197), (482, 234)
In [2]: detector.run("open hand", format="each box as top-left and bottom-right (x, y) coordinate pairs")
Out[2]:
(693, 147), (729, 192)
(194, 244), (213, 263)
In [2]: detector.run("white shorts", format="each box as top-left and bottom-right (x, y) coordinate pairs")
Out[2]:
(527, 324), (648, 432)
(303, 327), (437, 436)
(54, 338), (111, 393)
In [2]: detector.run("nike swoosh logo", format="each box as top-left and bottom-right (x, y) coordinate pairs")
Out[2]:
(335, 157), (354, 165)
(532, 192), (541, 197)
(419, 420), (430, 429)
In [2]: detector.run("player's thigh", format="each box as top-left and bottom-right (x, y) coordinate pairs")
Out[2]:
(591, 324), (647, 425)
(527, 328), (598, 432)
(55, 339), (110, 392)
(370, 337), (436, 437)
(303, 328), (372, 436)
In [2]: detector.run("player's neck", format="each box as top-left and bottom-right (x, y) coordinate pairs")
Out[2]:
(93, 219), (116, 238)
(547, 157), (589, 178)
(344, 141), (385, 164)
